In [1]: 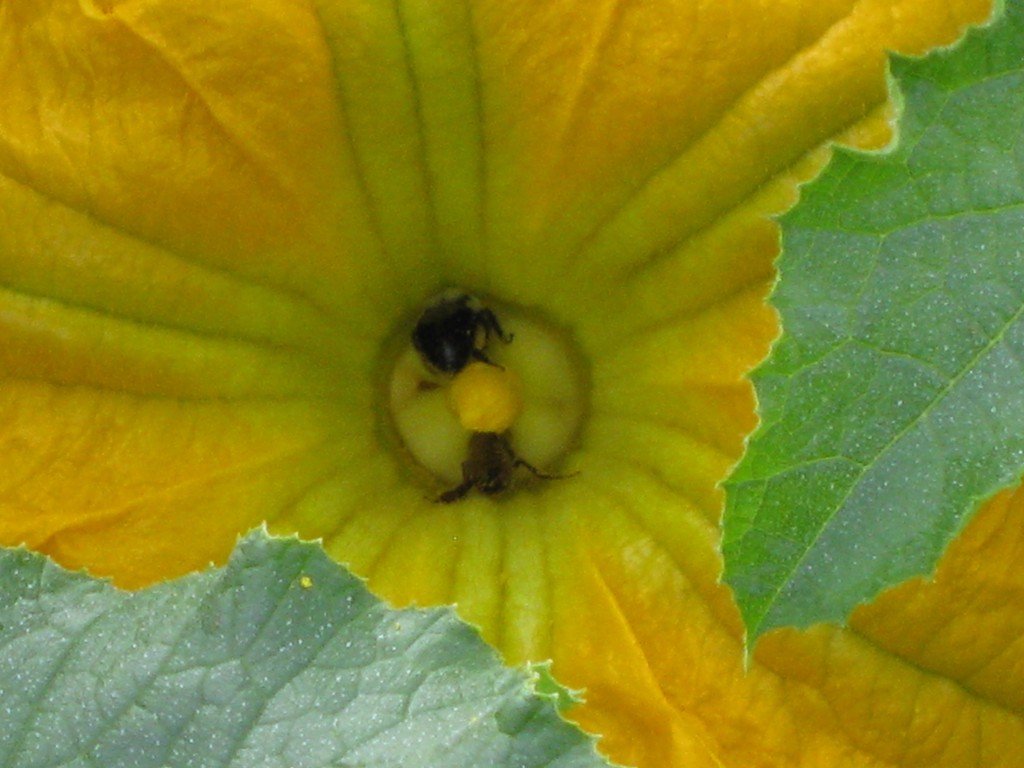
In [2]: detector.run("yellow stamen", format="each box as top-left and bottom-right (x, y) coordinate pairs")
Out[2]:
(447, 362), (524, 434)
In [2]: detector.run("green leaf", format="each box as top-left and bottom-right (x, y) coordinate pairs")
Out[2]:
(0, 530), (614, 768)
(722, 0), (1024, 646)
(527, 662), (585, 713)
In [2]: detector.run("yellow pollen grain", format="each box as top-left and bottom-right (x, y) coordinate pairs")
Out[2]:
(448, 363), (523, 433)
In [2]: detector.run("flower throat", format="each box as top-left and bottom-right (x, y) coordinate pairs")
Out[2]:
(386, 289), (586, 501)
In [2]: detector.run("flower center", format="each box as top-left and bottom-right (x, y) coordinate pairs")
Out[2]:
(386, 290), (586, 495)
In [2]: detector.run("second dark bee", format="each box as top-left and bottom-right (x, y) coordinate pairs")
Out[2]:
(412, 292), (512, 374)
(437, 431), (570, 503)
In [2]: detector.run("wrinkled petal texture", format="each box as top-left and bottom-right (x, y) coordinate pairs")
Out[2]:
(0, 0), (1014, 766)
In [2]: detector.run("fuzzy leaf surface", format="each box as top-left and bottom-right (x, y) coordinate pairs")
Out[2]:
(0, 531), (611, 768)
(723, 2), (1024, 644)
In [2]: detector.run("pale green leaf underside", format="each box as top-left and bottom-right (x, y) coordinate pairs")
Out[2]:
(0, 531), (612, 768)
(723, 0), (1024, 644)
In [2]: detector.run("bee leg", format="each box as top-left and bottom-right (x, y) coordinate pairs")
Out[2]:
(479, 308), (514, 345)
(470, 347), (505, 370)
(436, 478), (475, 503)
(514, 458), (579, 481)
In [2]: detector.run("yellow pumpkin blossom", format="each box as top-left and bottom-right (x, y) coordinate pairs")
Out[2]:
(1, 0), (1016, 766)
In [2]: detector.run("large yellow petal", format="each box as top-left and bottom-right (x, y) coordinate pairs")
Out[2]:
(555, 483), (1024, 767)
(0, 1), (1014, 767)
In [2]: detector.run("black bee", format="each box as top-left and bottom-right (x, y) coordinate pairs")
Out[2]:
(437, 432), (575, 503)
(412, 292), (512, 374)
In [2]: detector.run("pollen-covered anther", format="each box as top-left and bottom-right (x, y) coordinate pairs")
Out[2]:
(447, 363), (523, 433)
